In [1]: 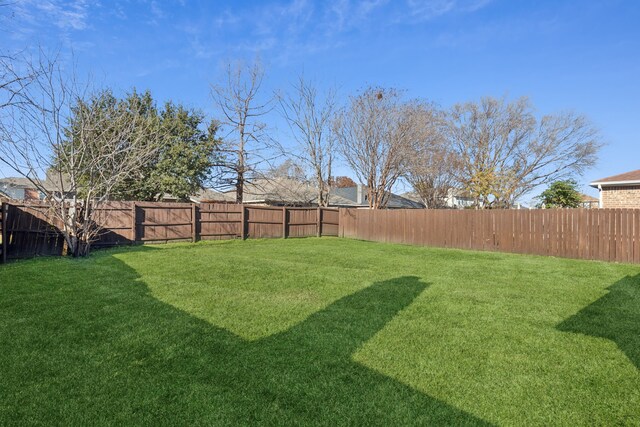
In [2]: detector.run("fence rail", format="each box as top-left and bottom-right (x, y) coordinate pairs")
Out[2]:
(0, 202), (339, 261)
(339, 208), (640, 264)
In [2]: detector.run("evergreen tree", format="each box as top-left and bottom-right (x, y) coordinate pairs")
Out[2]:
(537, 180), (582, 208)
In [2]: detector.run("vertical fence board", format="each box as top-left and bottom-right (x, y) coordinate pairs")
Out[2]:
(338, 208), (640, 264)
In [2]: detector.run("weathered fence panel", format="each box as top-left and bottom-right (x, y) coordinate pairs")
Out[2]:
(198, 203), (242, 240)
(4, 203), (66, 258)
(339, 208), (640, 264)
(135, 202), (194, 243)
(93, 202), (136, 247)
(246, 206), (284, 239)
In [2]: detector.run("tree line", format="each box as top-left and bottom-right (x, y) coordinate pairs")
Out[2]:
(0, 53), (602, 255)
(215, 62), (601, 210)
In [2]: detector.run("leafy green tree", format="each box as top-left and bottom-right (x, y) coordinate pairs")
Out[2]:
(537, 180), (582, 208)
(62, 89), (220, 201)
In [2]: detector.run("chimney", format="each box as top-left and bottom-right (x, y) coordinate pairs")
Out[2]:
(357, 184), (363, 205)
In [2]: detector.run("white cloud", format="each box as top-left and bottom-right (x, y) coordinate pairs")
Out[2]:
(406, 0), (492, 21)
(3, 0), (90, 43)
(175, 0), (493, 64)
(33, 0), (90, 30)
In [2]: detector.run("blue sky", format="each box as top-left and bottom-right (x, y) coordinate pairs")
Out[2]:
(2, 0), (639, 199)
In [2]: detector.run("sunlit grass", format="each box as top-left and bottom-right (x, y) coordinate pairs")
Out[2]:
(1, 238), (639, 425)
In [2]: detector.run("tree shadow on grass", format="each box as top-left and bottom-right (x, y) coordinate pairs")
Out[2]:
(0, 252), (489, 425)
(557, 273), (640, 370)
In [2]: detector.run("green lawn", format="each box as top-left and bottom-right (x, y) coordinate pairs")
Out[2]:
(1, 238), (639, 426)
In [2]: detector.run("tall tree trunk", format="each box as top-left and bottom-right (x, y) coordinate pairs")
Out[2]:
(236, 171), (244, 204)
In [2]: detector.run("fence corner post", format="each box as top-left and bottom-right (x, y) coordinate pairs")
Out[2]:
(191, 203), (198, 243)
(1, 203), (7, 264)
(317, 207), (321, 238)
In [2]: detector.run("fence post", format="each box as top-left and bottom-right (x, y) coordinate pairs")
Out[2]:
(240, 205), (246, 240)
(1, 203), (7, 264)
(317, 207), (321, 237)
(191, 203), (197, 243)
(131, 202), (137, 244)
(282, 207), (287, 238)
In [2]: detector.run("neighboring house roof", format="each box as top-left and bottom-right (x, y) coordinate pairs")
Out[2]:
(222, 178), (356, 207)
(590, 169), (640, 187)
(191, 188), (236, 203)
(333, 185), (424, 209)
(580, 193), (599, 203)
(399, 191), (423, 204)
(0, 176), (70, 193)
(218, 179), (422, 208)
(0, 177), (35, 188)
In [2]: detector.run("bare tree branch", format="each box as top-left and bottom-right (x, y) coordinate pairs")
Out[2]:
(403, 105), (460, 208)
(333, 87), (422, 209)
(277, 75), (337, 206)
(210, 60), (275, 203)
(444, 96), (602, 208)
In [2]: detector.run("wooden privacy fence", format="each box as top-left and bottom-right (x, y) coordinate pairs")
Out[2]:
(2, 202), (640, 264)
(0, 202), (340, 261)
(339, 208), (640, 264)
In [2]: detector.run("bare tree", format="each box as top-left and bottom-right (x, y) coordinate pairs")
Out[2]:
(277, 76), (337, 206)
(333, 87), (423, 209)
(0, 53), (160, 256)
(211, 60), (274, 203)
(404, 107), (460, 208)
(445, 96), (602, 208)
(0, 50), (41, 111)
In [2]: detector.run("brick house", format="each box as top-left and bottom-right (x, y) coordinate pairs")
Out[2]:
(590, 169), (640, 208)
(0, 178), (43, 201)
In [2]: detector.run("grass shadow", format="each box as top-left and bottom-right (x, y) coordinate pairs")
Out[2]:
(0, 254), (489, 425)
(557, 273), (640, 370)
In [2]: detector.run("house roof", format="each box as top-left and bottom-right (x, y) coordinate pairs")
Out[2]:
(218, 179), (424, 208)
(334, 186), (424, 209)
(0, 176), (69, 193)
(580, 193), (599, 203)
(590, 169), (640, 187)
(222, 178), (357, 206)
(191, 188), (236, 203)
(399, 191), (423, 204)
(0, 177), (35, 188)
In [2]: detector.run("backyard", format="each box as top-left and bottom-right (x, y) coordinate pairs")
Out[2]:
(0, 237), (639, 425)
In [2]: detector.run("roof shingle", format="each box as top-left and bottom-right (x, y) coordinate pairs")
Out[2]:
(590, 169), (640, 186)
